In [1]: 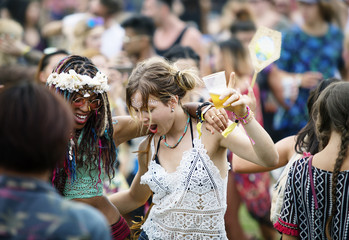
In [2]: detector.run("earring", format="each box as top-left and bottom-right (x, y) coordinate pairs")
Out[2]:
(171, 108), (174, 112)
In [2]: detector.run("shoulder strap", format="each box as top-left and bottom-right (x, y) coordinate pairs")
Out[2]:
(154, 136), (162, 165)
(308, 155), (318, 210)
(189, 117), (194, 147)
(174, 26), (188, 45)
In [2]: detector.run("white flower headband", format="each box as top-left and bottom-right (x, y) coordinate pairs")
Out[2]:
(47, 69), (110, 93)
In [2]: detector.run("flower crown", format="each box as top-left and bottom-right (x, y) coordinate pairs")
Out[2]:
(47, 69), (110, 93)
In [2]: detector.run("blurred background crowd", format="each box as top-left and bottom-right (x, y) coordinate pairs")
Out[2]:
(1, 0), (348, 239)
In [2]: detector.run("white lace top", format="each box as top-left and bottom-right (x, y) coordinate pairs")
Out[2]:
(140, 137), (229, 239)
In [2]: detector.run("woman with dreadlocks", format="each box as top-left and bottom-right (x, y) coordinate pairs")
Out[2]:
(274, 81), (349, 239)
(46, 55), (228, 240)
(47, 55), (131, 239)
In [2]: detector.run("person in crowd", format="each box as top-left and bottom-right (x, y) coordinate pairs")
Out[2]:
(47, 55), (134, 239)
(270, 0), (345, 139)
(0, 18), (23, 66)
(89, 0), (125, 60)
(5, 0), (47, 51)
(121, 14), (157, 66)
(109, 56), (278, 239)
(142, 0), (205, 71)
(35, 48), (69, 84)
(231, 78), (340, 227)
(70, 16), (105, 56)
(163, 44), (205, 103)
(229, 18), (256, 49)
(0, 81), (111, 239)
(246, 0), (291, 31)
(275, 81), (349, 239)
(47, 54), (228, 239)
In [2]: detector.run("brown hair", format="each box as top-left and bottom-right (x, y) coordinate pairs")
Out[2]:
(0, 81), (74, 173)
(318, 0), (337, 25)
(126, 57), (201, 116)
(313, 82), (349, 239)
(295, 78), (340, 155)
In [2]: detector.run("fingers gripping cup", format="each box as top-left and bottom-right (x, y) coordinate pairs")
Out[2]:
(202, 71), (230, 109)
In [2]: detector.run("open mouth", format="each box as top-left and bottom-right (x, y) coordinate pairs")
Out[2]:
(74, 113), (89, 124)
(148, 124), (158, 134)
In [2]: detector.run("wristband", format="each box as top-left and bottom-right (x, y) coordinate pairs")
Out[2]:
(201, 104), (213, 121)
(196, 102), (213, 122)
(232, 106), (254, 125)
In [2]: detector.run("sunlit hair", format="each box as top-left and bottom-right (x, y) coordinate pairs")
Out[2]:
(70, 17), (104, 55)
(312, 82), (349, 239)
(295, 78), (340, 155)
(51, 55), (116, 194)
(125, 57), (201, 119)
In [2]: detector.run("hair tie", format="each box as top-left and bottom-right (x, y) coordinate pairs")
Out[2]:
(176, 70), (180, 79)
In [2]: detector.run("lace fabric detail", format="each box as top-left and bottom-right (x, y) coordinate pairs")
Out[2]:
(64, 163), (105, 199)
(140, 138), (229, 239)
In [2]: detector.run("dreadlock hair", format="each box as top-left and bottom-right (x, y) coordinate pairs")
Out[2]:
(295, 78), (340, 155)
(51, 55), (116, 195)
(312, 82), (349, 239)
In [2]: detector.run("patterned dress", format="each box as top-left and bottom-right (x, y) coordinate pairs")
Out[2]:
(274, 156), (349, 239)
(140, 136), (230, 239)
(274, 24), (344, 138)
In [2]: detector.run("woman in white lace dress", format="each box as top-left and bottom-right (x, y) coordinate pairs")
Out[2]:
(109, 57), (278, 239)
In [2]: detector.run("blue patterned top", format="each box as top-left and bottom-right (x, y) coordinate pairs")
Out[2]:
(0, 175), (111, 239)
(273, 24), (344, 137)
(275, 157), (349, 239)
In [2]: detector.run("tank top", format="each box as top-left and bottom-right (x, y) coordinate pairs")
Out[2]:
(63, 155), (104, 200)
(154, 27), (188, 56)
(140, 118), (229, 239)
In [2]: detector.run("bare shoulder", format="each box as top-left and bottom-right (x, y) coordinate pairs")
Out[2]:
(181, 27), (202, 44)
(276, 135), (297, 151)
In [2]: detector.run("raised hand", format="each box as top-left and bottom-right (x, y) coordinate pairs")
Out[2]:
(220, 72), (248, 117)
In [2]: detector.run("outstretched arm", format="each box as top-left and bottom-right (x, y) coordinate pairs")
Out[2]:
(232, 135), (296, 173)
(112, 116), (144, 147)
(113, 102), (230, 147)
(108, 138), (152, 215)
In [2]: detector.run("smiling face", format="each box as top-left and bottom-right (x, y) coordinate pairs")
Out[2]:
(71, 92), (101, 130)
(131, 91), (173, 135)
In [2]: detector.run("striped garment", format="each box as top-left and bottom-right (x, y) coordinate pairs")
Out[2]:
(274, 156), (349, 239)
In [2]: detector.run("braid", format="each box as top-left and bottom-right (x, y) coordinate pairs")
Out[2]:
(55, 55), (99, 77)
(51, 55), (117, 194)
(315, 82), (349, 239)
(325, 127), (349, 239)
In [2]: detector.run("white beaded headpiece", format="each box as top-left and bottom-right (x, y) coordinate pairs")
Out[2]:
(47, 69), (110, 93)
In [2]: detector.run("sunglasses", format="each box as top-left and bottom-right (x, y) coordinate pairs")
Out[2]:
(72, 97), (102, 110)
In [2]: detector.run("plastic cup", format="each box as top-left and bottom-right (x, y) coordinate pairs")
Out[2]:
(202, 71), (229, 109)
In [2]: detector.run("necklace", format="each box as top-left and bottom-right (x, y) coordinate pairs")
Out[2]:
(162, 112), (190, 149)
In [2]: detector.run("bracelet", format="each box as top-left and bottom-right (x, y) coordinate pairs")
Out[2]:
(196, 102), (213, 122)
(232, 106), (254, 125)
(201, 104), (213, 121)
